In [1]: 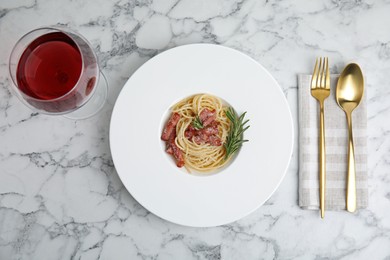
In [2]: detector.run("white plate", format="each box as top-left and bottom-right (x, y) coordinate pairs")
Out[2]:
(110, 44), (293, 227)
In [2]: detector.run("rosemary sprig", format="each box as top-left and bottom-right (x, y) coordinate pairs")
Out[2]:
(192, 115), (204, 130)
(224, 107), (250, 160)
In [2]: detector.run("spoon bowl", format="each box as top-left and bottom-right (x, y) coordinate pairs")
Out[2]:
(336, 63), (364, 113)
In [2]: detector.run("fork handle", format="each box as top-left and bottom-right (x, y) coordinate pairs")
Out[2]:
(319, 102), (326, 218)
(346, 113), (357, 212)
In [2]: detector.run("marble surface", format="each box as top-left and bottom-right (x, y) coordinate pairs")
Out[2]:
(1, 0), (390, 259)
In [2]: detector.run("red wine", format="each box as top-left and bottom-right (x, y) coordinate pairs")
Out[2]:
(17, 32), (82, 100)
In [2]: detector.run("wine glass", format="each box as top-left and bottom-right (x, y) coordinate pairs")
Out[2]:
(8, 26), (107, 119)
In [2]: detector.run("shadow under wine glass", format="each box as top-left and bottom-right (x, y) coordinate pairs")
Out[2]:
(9, 26), (107, 120)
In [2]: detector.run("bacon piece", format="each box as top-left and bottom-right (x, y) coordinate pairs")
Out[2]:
(166, 130), (177, 151)
(200, 121), (219, 136)
(170, 142), (185, 168)
(185, 130), (194, 139)
(161, 113), (180, 141)
(193, 133), (207, 145)
(208, 135), (222, 146)
(166, 145), (173, 155)
(193, 134), (222, 146)
(199, 108), (216, 127)
(187, 125), (196, 131)
(186, 122), (218, 139)
(166, 131), (184, 167)
(165, 141), (173, 155)
(186, 120), (221, 146)
(185, 125), (196, 139)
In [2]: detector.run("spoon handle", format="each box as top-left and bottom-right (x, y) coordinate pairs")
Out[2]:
(346, 113), (357, 212)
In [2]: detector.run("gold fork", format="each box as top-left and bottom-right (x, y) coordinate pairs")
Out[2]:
(310, 57), (330, 219)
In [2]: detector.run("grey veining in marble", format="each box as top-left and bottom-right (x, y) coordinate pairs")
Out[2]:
(1, 0), (390, 259)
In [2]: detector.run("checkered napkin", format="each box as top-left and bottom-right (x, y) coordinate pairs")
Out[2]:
(298, 74), (368, 210)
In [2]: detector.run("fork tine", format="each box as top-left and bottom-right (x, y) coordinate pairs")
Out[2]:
(311, 58), (319, 89)
(316, 57), (322, 88)
(319, 57), (325, 88)
(325, 57), (330, 90)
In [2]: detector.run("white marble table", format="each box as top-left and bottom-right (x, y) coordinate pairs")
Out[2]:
(1, 0), (389, 259)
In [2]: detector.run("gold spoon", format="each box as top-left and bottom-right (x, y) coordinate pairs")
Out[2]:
(336, 63), (364, 213)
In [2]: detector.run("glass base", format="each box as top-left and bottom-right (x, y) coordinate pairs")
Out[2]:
(63, 72), (108, 120)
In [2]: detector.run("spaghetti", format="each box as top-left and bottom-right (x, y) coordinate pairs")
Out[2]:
(162, 94), (231, 173)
